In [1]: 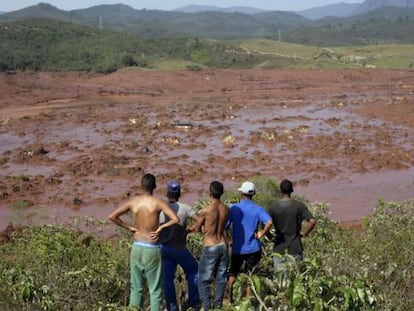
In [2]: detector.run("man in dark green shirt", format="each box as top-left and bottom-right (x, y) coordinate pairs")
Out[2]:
(267, 179), (316, 273)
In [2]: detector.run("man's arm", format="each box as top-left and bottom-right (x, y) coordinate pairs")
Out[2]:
(224, 229), (232, 245)
(190, 209), (206, 233)
(300, 218), (316, 237)
(188, 213), (202, 233)
(153, 199), (179, 234)
(256, 220), (273, 240)
(108, 200), (137, 233)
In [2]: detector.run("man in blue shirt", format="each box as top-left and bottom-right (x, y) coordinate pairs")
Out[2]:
(226, 181), (273, 303)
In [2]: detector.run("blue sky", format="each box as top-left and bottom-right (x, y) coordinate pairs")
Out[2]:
(0, 1), (363, 12)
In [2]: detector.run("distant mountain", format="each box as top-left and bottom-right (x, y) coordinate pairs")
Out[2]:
(0, 2), (70, 21)
(354, 0), (414, 14)
(1, 2), (414, 45)
(174, 5), (265, 14)
(0, 3), (309, 40)
(296, 2), (361, 20)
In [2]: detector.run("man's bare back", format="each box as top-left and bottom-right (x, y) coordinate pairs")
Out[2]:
(195, 181), (229, 246)
(202, 200), (229, 246)
(109, 181), (179, 243)
(108, 173), (179, 310)
(196, 181), (229, 311)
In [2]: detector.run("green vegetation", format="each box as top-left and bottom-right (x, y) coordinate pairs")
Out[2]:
(2, 3), (414, 45)
(10, 199), (33, 209)
(0, 19), (279, 72)
(1, 19), (413, 73)
(1, 177), (413, 310)
(229, 39), (414, 69)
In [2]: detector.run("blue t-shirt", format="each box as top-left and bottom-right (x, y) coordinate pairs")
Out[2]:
(227, 199), (272, 255)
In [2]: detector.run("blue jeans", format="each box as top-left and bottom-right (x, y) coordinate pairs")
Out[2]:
(162, 245), (200, 311)
(198, 243), (228, 311)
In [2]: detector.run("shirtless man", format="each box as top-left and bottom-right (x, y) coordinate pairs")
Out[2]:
(193, 181), (229, 311)
(108, 173), (179, 311)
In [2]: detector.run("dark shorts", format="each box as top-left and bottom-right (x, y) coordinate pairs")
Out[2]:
(229, 250), (261, 276)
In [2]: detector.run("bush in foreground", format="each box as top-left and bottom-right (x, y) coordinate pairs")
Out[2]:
(0, 224), (131, 310)
(0, 177), (413, 310)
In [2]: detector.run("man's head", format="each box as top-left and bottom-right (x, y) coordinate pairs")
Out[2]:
(167, 180), (181, 200)
(238, 181), (256, 198)
(141, 173), (156, 192)
(280, 179), (294, 195)
(210, 181), (224, 199)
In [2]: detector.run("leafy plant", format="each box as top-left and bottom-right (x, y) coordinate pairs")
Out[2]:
(0, 223), (131, 310)
(0, 178), (413, 310)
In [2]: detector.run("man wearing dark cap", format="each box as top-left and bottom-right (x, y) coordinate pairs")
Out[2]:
(159, 180), (201, 311)
(226, 181), (273, 303)
(268, 179), (316, 274)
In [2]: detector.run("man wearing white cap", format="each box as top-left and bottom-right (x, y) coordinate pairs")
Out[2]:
(226, 181), (273, 303)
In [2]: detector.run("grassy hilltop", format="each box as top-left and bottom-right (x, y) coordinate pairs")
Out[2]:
(1, 19), (414, 73)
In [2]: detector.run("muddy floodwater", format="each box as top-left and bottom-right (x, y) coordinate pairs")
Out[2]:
(0, 69), (413, 230)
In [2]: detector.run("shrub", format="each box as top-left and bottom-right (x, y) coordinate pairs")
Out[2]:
(0, 177), (412, 310)
(0, 223), (131, 310)
(121, 54), (137, 67)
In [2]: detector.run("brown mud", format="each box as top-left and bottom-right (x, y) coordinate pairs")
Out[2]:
(0, 69), (413, 230)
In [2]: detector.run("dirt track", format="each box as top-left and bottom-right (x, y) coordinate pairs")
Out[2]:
(0, 68), (413, 229)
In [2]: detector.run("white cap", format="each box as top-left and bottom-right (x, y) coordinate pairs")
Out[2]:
(238, 181), (256, 195)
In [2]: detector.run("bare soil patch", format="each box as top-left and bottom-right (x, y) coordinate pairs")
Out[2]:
(1, 68), (413, 229)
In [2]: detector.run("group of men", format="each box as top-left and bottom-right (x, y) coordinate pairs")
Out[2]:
(109, 173), (316, 311)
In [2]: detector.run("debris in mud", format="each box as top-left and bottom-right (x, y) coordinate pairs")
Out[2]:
(162, 136), (180, 145)
(127, 167), (143, 176)
(73, 197), (83, 206)
(298, 179), (310, 186)
(222, 135), (235, 146)
(129, 118), (138, 125)
(16, 145), (50, 161)
(0, 69), (413, 227)
(141, 146), (151, 153)
(172, 120), (195, 130)
(1, 118), (10, 126)
(261, 131), (275, 141)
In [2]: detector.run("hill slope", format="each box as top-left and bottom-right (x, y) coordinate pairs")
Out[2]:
(0, 3), (308, 40)
(0, 19), (307, 72)
(285, 6), (414, 46)
(174, 5), (265, 14)
(354, 0), (414, 14)
(1, 3), (414, 45)
(296, 2), (360, 20)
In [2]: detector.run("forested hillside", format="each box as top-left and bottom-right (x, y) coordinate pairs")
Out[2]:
(285, 7), (414, 46)
(354, 0), (414, 14)
(0, 3), (309, 40)
(0, 19), (291, 72)
(1, 3), (414, 45)
(1, 18), (414, 72)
